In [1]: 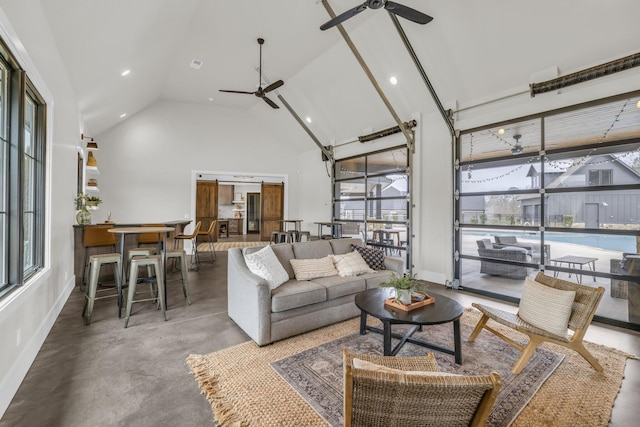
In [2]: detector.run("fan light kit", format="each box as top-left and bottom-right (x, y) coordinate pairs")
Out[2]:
(511, 134), (523, 155)
(320, 0), (433, 31)
(219, 38), (284, 109)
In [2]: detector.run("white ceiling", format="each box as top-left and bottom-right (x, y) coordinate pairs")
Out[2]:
(39, 0), (640, 141)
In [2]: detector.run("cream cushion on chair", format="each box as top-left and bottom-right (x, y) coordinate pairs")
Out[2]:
(330, 251), (374, 277)
(289, 256), (338, 280)
(244, 245), (289, 290)
(518, 277), (576, 337)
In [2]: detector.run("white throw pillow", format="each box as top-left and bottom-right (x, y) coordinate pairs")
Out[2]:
(518, 277), (576, 337)
(243, 245), (289, 290)
(289, 256), (338, 281)
(331, 251), (374, 277)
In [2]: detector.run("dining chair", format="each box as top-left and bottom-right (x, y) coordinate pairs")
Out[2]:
(174, 221), (202, 271)
(197, 220), (217, 263)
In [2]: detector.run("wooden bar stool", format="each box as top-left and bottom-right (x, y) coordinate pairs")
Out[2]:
(82, 253), (122, 325)
(124, 255), (166, 328)
(164, 249), (191, 305)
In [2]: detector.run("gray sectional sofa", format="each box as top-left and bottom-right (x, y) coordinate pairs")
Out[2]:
(227, 238), (404, 346)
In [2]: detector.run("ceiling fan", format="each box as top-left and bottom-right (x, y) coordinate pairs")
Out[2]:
(511, 134), (523, 154)
(219, 38), (283, 109)
(320, 0), (433, 31)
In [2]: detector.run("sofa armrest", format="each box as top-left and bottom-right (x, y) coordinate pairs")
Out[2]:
(384, 257), (404, 274)
(227, 248), (273, 345)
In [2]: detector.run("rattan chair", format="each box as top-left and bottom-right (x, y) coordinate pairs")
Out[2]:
(469, 271), (605, 374)
(343, 350), (501, 427)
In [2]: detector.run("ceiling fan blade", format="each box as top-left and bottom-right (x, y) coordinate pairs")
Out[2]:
(219, 89), (256, 95)
(384, 1), (433, 25)
(320, 2), (368, 31)
(262, 96), (279, 109)
(263, 80), (284, 93)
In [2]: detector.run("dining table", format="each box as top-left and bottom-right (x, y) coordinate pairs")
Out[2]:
(314, 221), (345, 239)
(108, 226), (175, 316)
(280, 219), (303, 241)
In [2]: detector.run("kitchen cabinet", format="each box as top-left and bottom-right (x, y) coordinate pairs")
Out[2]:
(228, 218), (243, 235)
(219, 184), (234, 205)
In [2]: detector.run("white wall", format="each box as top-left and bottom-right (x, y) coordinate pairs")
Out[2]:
(0, 0), (81, 417)
(94, 100), (306, 229)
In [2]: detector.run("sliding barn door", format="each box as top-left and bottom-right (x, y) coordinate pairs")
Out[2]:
(260, 182), (284, 241)
(196, 180), (218, 242)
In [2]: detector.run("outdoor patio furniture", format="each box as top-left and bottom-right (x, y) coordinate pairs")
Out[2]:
(477, 241), (531, 279)
(469, 272), (604, 374)
(343, 349), (501, 427)
(493, 235), (550, 263)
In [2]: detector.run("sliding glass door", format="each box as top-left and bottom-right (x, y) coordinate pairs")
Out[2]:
(333, 146), (410, 273)
(455, 91), (640, 330)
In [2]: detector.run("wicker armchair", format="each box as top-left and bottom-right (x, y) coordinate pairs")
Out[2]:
(343, 350), (501, 427)
(469, 272), (604, 374)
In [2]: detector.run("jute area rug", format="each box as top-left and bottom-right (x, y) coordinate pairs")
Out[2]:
(187, 308), (636, 427)
(197, 241), (269, 252)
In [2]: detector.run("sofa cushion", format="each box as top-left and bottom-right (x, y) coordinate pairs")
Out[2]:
(331, 251), (374, 277)
(310, 275), (366, 299)
(292, 240), (333, 259)
(242, 245), (289, 290)
(271, 280), (327, 312)
(329, 238), (364, 255)
(290, 256), (339, 280)
(352, 244), (386, 271)
(518, 277), (576, 337)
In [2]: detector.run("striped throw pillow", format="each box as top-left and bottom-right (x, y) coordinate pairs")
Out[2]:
(289, 256), (338, 281)
(331, 251), (374, 277)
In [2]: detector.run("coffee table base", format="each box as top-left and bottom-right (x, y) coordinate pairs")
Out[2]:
(360, 312), (462, 364)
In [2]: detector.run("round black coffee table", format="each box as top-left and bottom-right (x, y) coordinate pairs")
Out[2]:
(355, 287), (464, 363)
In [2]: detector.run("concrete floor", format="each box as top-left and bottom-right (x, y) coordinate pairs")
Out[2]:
(1, 246), (639, 426)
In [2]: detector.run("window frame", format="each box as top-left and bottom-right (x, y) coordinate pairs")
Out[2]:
(0, 36), (47, 299)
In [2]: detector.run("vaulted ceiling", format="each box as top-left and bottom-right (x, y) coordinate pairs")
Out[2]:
(39, 0), (640, 144)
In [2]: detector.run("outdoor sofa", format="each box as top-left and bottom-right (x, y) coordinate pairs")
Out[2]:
(477, 239), (531, 279)
(227, 237), (404, 346)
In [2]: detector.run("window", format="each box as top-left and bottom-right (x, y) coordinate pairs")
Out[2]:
(333, 146), (410, 271)
(455, 91), (640, 329)
(0, 38), (46, 299)
(588, 169), (612, 186)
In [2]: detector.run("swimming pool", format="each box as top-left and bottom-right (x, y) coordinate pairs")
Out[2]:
(467, 230), (636, 253)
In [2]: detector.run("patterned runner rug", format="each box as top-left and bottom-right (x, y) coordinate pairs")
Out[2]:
(187, 308), (636, 427)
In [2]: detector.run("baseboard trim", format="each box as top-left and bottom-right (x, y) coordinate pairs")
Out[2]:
(0, 275), (75, 418)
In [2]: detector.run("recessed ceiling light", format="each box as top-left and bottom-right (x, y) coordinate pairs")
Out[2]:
(208, 97), (214, 102)
(498, 128), (505, 135)
(306, 117), (312, 124)
(119, 113), (127, 118)
(389, 76), (398, 85)
(121, 69), (130, 76)
(190, 59), (203, 70)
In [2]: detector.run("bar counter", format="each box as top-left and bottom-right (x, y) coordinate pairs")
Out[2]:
(73, 220), (191, 287)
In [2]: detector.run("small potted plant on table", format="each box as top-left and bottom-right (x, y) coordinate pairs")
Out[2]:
(379, 273), (429, 305)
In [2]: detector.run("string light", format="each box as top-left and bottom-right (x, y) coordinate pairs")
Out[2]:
(462, 98), (637, 183)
